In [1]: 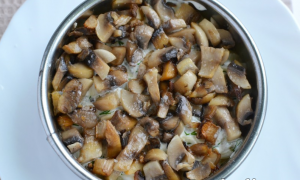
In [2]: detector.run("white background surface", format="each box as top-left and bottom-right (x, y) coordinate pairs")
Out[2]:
(0, 0), (300, 179)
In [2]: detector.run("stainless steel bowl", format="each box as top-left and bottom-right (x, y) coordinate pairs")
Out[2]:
(38, 0), (267, 179)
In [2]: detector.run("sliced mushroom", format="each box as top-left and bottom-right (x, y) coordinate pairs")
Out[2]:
(161, 61), (177, 81)
(93, 75), (111, 93)
(57, 79), (82, 114)
(56, 75), (73, 91)
(109, 65), (128, 86)
(161, 116), (179, 131)
(95, 13), (115, 43)
(198, 46), (225, 78)
(162, 19), (186, 33)
(169, 28), (196, 44)
(93, 49), (116, 63)
(51, 91), (61, 116)
(85, 51), (110, 80)
(114, 125), (148, 172)
(110, 46), (126, 66)
(84, 15), (98, 29)
(190, 79), (215, 98)
(114, 14), (132, 27)
(95, 120), (107, 139)
(110, 110), (137, 132)
(62, 41), (82, 54)
(174, 70), (197, 96)
(190, 143), (209, 157)
(137, 61), (148, 79)
(191, 92), (216, 105)
(176, 58), (198, 75)
(191, 22), (209, 47)
(134, 170), (145, 180)
(140, 6), (161, 29)
(68, 27), (95, 37)
(209, 95), (234, 107)
(106, 171), (122, 180)
(211, 66), (228, 93)
(105, 121), (122, 158)
(112, 0), (143, 9)
(93, 159), (115, 177)
(139, 117), (160, 137)
(121, 130), (131, 148)
(151, 0), (175, 22)
(68, 108), (98, 128)
(157, 92), (174, 118)
(236, 94), (253, 126)
(199, 19), (221, 47)
(93, 91), (120, 111)
(214, 107), (242, 141)
(218, 29), (235, 49)
(151, 27), (169, 49)
(68, 63), (94, 79)
(52, 57), (68, 90)
(175, 3), (201, 24)
(125, 160), (144, 175)
(78, 78), (93, 100)
(174, 121), (184, 136)
(162, 161), (180, 180)
(95, 42), (113, 52)
(143, 161), (166, 180)
(132, 24), (154, 50)
(57, 115), (73, 131)
(199, 121), (220, 144)
(169, 37), (191, 58)
(76, 36), (93, 49)
(201, 105), (217, 122)
(186, 162), (211, 180)
(220, 49), (230, 65)
(143, 68), (160, 103)
(176, 94), (193, 127)
(227, 62), (251, 89)
(126, 40), (143, 66)
(162, 132), (174, 143)
(167, 135), (195, 171)
(202, 149), (221, 170)
(147, 46), (178, 68)
(128, 79), (146, 94)
(144, 149), (168, 162)
(184, 49), (201, 64)
(61, 128), (84, 153)
(78, 136), (102, 163)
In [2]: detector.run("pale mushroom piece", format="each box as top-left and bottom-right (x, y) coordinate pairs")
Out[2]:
(143, 68), (160, 103)
(211, 65), (228, 93)
(176, 94), (193, 127)
(78, 78), (93, 100)
(157, 95), (170, 118)
(112, 0), (143, 9)
(209, 95), (234, 107)
(143, 161), (166, 180)
(198, 46), (225, 78)
(210, 17), (220, 29)
(151, 27), (169, 49)
(93, 91), (120, 111)
(56, 75), (73, 91)
(191, 22), (209, 47)
(62, 41), (82, 54)
(93, 75), (111, 93)
(175, 3), (201, 24)
(214, 107), (242, 141)
(52, 57), (68, 90)
(140, 6), (161, 29)
(93, 49), (116, 63)
(85, 52), (110, 80)
(95, 13), (116, 43)
(199, 18), (221, 47)
(169, 37), (191, 59)
(162, 161), (180, 180)
(162, 19), (187, 33)
(162, 132), (174, 143)
(174, 70), (197, 96)
(95, 42), (113, 52)
(147, 46), (178, 68)
(84, 15), (98, 29)
(132, 24), (154, 50)
(218, 29), (236, 49)
(169, 28), (196, 44)
(137, 62), (148, 79)
(57, 79), (83, 114)
(236, 94), (253, 126)
(191, 92), (216, 105)
(134, 171), (145, 180)
(174, 121), (184, 136)
(161, 116), (180, 131)
(93, 159), (115, 177)
(106, 171), (122, 180)
(227, 62), (251, 89)
(220, 49), (230, 65)
(68, 63), (94, 79)
(110, 110), (137, 132)
(57, 115), (73, 131)
(61, 128), (84, 153)
(51, 91), (61, 116)
(128, 79), (146, 94)
(139, 117), (160, 137)
(184, 49), (201, 64)
(126, 40), (143, 66)
(108, 65), (128, 86)
(68, 108), (98, 128)
(202, 149), (221, 170)
(151, 0), (175, 22)
(95, 120), (107, 140)
(105, 121), (122, 158)
(125, 160), (144, 175)
(78, 135), (102, 164)
(186, 162), (211, 180)
(113, 14), (132, 27)
(110, 46), (126, 66)
(76, 36), (93, 49)
(176, 58), (199, 75)
(144, 149), (168, 162)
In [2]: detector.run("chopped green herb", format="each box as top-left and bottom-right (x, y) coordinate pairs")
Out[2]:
(137, 61), (141, 65)
(99, 110), (111, 115)
(91, 161), (95, 165)
(191, 131), (197, 135)
(212, 142), (221, 149)
(89, 96), (93, 101)
(184, 131), (190, 135)
(100, 155), (105, 158)
(116, 40), (124, 46)
(73, 123), (79, 126)
(120, 172), (124, 176)
(187, 142), (192, 145)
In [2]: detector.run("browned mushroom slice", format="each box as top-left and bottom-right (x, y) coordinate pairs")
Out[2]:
(124, 160), (144, 175)
(126, 40), (143, 66)
(84, 50), (110, 80)
(132, 24), (154, 50)
(95, 120), (107, 139)
(151, 0), (175, 22)
(236, 94), (253, 126)
(162, 19), (186, 33)
(110, 110), (137, 132)
(112, 0), (143, 9)
(167, 135), (195, 171)
(191, 22), (209, 47)
(198, 46), (225, 78)
(191, 93), (216, 105)
(162, 132), (174, 143)
(61, 128), (84, 153)
(169, 37), (191, 58)
(161, 61), (177, 81)
(76, 36), (93, 49)
(134, 170), (145, 180)
(143, 68), (160, 103)
(157, 92), (175, 118)
(110, 46), (126, 66)
(95, 42), (113, 52)
(139, 117), (160, 137)
(199, 19), (221, 47)
(68, 63), (94, 79)
(93, 91), (120, 111)
(175, 3), (201, 24)
(62, 41), (82, 54)
(218, 29), (236, 49)
(52, 57), (68, 90)
(57, 115), (73, 131)
(202, 149), (221, 170)
(174, 121), (184, 136)
(68, 108), (98, 128)
(51, 91), (61, 115)
(108, 65), (128, 86)
(162, 161), (180, 180)
(84, 15), (98, 29)
(57, 79), (82, 114)
(227, 62), (251, 89)
(144, 149), (168, 162)
(114, 15), (132, 28)
(176, 58), (198, 75)
(161, 116), (179, 131)
(190, 143), (209, 157)
(93, 75), (111, 93)
(128, 79), (146, 94)
(137, 62), (148, 79)
(220, 49), (230, 65)
(186, 162), (211, 180)
(211, 66), (228, 93)
(141, 6), (161, 29)
(93, 49), (116, 63)
(56, 76), (73, 91)
(176, 94), (193, 127)
(174, 70), (197, 96)
(147, 46), (178, 68)
(105, 121), (122, 158)
(152, 27), (169, 49)
(93, 159), (115, 177)
(199, 121), (220, 144)
(209, 95), (234, 107)
(78, 136), (102, 163)
(95, 13), (115, 43)
(114, 125), (148, 172)
(214, 107), (242, 141)
(78, 78), (93, 100)
(169, 28), (196, 44)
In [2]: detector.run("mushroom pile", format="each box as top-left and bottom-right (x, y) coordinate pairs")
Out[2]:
(51, 0), (254, 179)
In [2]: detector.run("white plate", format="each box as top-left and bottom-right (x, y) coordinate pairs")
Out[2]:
(0, 0), (299, 179)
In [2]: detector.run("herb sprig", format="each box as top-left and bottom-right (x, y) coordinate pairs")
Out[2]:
(99, 110), (111, 115)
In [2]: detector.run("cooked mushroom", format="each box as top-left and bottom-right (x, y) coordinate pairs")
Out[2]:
(151, 27), (169, 49)
(114, 125), (148, 172)
(184, 49), (201, 64)
(169, 37), (191, 58)
(139, 117), (160, 137)
(140, 6), (161, 29)
(161, 61), (177, 81)
(93, 91), (120, 111)
(220, 49), (230, 65)
(110, 110), (137, 132)
(201, 105), (217, 122)
(62, 41), (82, 54)
(126, 40), (143, 66)
(218, 29), (235, 49)
(134, 170), (145, 180)
(186, 162), (211, 180)
(211, 66), (228, 93)
(191, 22), (209, 47)
(162, 132), (174, 143)
(128, 79), (146, 94)
(76, 36), (93, 49)
(57, 115), (73, 131)
(157, 92), (174, 118)
(95, 120), (107, 139)
(174, 121), (184, 136)
(61, 128), (84, 153)
(147, 46), (178, 68)
(169, 28), (196, 44)
(51, 91), (61, 115)
(125, 160), (144, 175)
(93, 49), (116, 63)
(108, 65), (128, 86)
(167, 135), (195, 171)
(176, 58), (198, 75)
(143, 161), (167, 180)
(151, 0), (175, 22)
(174, 70), (197, 96)
(93, 75), (111, 93)
(110, 46), (126, 66)
(52, 57), (68, 90)
(78, 78), (93, 100)
(199, 19), (221, 47)
(176, 94), (193, 127)
(95, 13), (116, 43)
(143, 68), (160, 103)
(227, 62), (251, 89)
(78, 136), (102, 163)
(161, 116), (179, 131)
(68, 108), (98, 128)
(68, 63), (94, 79)
(113, 14), (132, 27)
(68, 27), (95, 37)
(198, 46), (225, 78)
(137, 61), (148, 79)
(190, 79), (215, 98)
(190, 143), (209, 157)
(191, 92), (216, 105)
(162, 161), (180, 180)
(85, 50), (110, 80)
(209, 95), (234, 107)
(84, 15), (98, 29)
(236, 94), (253, 126)
(95, 42), (113, 52)
(112, 0), (143, 9)
(57, 79), (82, 114)
(144, 149), (168, 162)
(56, 75), (73, 91)
(105, 121), (122, 158)
(93, 159), (115, 176)
(132, 24), (154, 50)
(202, 149), (221, 170)
(199, 121), (220, 144)
(175, 3), (201, 24)
(214, 107), (242, 141)
(162, 19), (186, 33)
